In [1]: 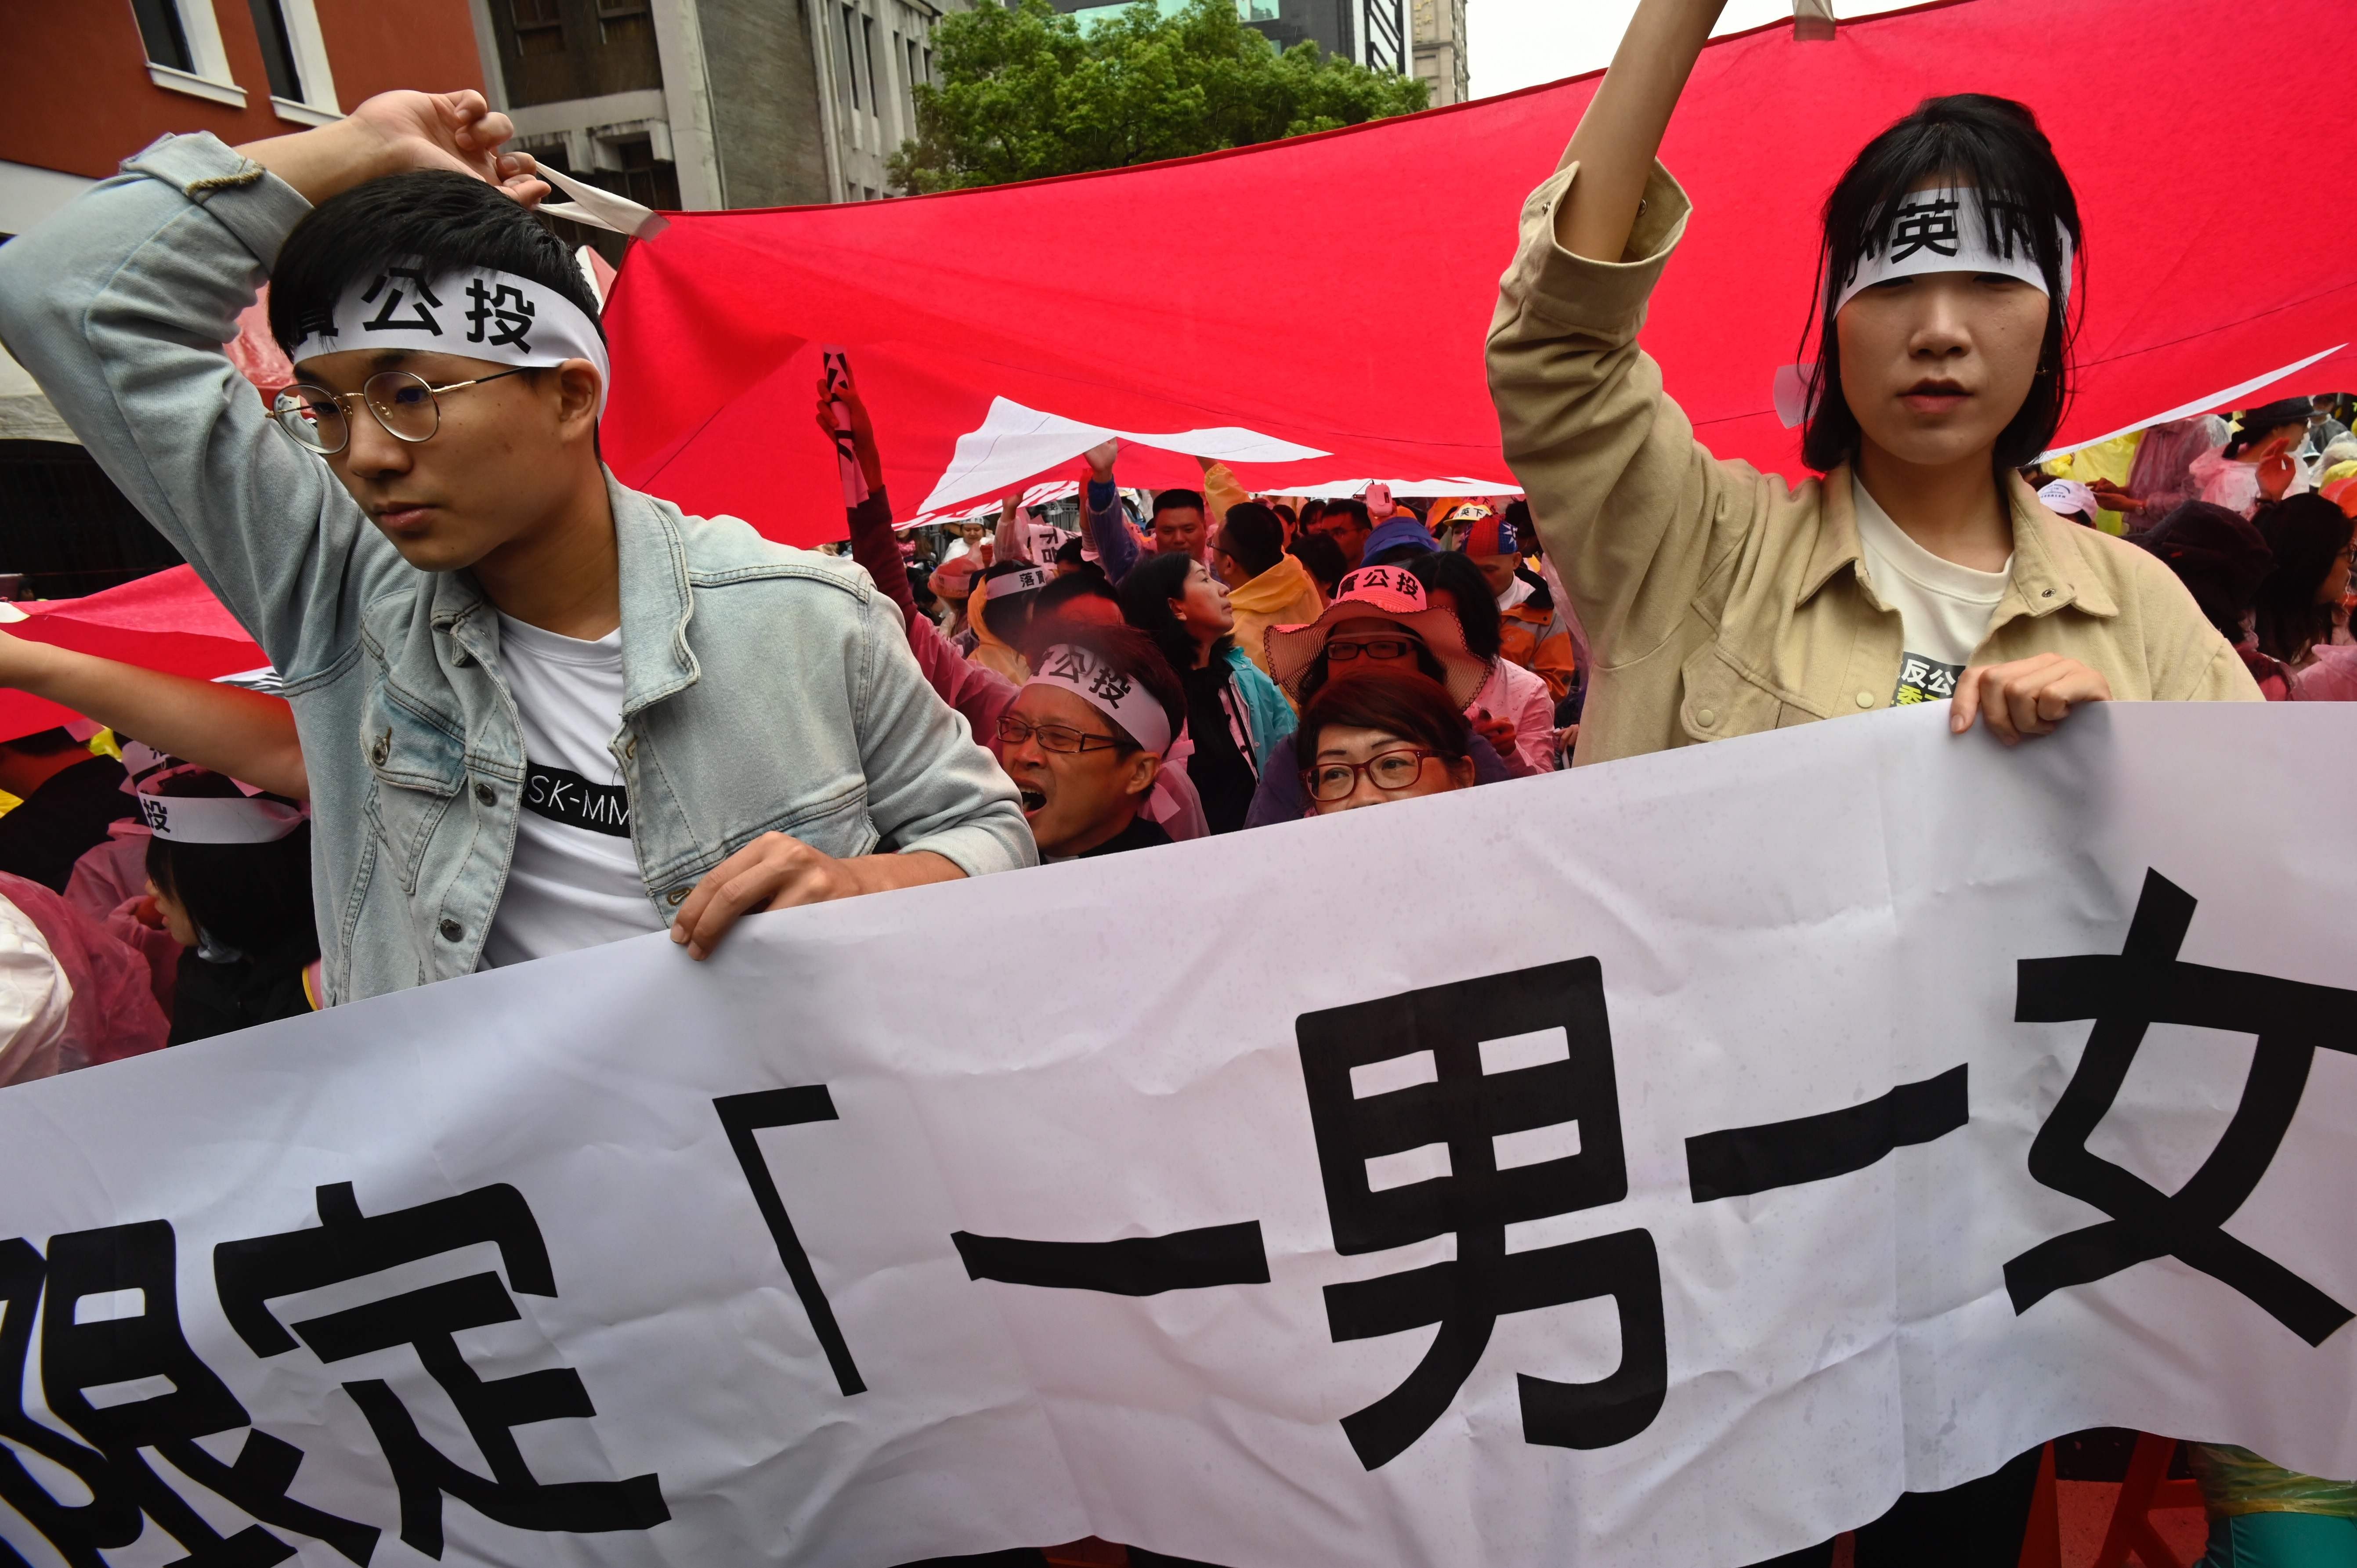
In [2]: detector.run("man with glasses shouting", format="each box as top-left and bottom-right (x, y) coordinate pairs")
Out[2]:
(0, 90), (1031, 1001)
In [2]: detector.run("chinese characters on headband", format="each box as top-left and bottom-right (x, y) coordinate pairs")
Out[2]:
(359, 267), (445, 336)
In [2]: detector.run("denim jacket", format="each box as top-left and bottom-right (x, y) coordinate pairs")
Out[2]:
(0, 133), (1034, 1003)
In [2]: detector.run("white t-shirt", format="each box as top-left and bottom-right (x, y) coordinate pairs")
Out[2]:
(1852, 476), (2011, 707)
(482, 615), (665, 968)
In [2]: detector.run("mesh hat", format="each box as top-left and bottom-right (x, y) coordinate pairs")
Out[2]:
(1263, 563), (1488, 707)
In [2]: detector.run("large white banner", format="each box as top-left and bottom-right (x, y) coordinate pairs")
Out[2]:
(4, 703), (2355, 1568)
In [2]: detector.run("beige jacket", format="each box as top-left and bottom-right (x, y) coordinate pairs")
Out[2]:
(1487, 159), (2260, 767)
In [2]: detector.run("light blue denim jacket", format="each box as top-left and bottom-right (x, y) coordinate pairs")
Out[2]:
(0, 132), (1034, 1003)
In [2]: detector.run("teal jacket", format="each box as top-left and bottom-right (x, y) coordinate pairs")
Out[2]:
(1218, 645), (1297, 777)
(0, 134), (1033, 1002)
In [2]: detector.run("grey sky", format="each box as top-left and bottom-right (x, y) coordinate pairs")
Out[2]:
(1467, 0), (1925, 101)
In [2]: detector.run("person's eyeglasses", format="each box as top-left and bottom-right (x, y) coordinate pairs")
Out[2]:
(270, 369), (531, 455)
(1303, 748), (1440, 802)
(1324, 636), (1419, 665)
(996, 713), (1128, 754)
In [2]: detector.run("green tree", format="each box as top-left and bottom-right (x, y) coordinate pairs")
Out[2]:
(888, 0), (1430, 194)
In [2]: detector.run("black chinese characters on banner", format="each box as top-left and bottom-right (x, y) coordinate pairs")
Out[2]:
(0, 1182), (665, 1565)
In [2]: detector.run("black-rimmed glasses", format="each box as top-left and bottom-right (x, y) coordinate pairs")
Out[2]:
(996, 713), (1128, 755)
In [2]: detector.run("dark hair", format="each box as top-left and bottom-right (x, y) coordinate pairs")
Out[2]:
(1033, 565), (1114, 614)
(2224, 398), (2315, 461)
(1118, 550), (1229, 671)
(2134, 501), (2273, 642)
(1405, 550), (1504, 662)
(143, 771), (317, 959)
(1288, 531), (1348, 598)
(1504, 499), (1539, 551)
(1271, 502), (1298, 527)
(1297, 668), (1472, 767)
(0, 727), (85, 757)
(976, 559), (1043, 644)
(1035, 623), (1185, 753)
(1152, 488), (1206, 518)
(1319, 498), (1373, 532)
(1216, 502), (1286, 578)
(2252, 494), (2356, 660)
(1053, 535), (1089, 567)
(271, 170), (605, 359)
(1799, 94), (2082, 474)
(1299, 498), (1329, 529)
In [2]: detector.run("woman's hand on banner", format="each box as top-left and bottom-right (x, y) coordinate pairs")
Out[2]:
(1950, 654), (2111, 745)
(238, 90), (547, 209)
(669, 837), (964, 960)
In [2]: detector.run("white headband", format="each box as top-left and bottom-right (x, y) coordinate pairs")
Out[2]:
(1023, 643), (1173, 756)
(1834, 188), (2072, 314)
(995, 564), (1053, 596)
(286, 264), (611, 415)
(137, 770), (307, 845)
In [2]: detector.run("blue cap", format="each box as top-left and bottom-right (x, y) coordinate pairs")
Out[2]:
(1360, 516), (1438, 560)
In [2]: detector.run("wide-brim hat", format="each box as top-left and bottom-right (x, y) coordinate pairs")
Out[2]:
(1263, 563), (1488, 708)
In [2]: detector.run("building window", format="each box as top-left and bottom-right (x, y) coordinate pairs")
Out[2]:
(133, 0), (247, 107)
(597, 0), (654, 51)
(862, 14), (881, 119)
(247, 0), (303, 101)
(837, 5), (861, 111)
(132, 0), (194, 72)
(512, 0), (565, 57)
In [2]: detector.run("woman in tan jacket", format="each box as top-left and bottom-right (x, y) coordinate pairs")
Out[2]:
(1488, 0), (2256, 778)
(1486, 2), (2259, 1564)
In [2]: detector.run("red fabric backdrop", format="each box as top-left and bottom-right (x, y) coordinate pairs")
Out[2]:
(600, 0), (2357, 548)
(0, 568), (264, 744)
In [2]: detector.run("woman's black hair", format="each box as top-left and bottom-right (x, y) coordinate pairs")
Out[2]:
(270, 170), (605, 359)
(2252, 494), (2356, 661)
(2134, 501), (2274, 642)
(2223, 398), (2315, 461)
(1288, 531), (1348, 599)
(1297, 668), (1472, 770)
(143, 771), (317, 960)
(1404, 549), (1504, 662)
(1117, 551), (1231, 672)
(1800, 94), (2082, 475)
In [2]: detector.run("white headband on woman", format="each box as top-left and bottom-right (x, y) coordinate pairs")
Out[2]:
(137, 769), (307, 844)
(1833, 188), (2073, 314)
(285, 263), (611, 415)
(1023, 643), (1173, 756)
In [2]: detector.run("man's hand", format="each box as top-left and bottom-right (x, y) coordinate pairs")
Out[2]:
(1084, 440), (1119, 481)
(669, 836), (962, 960)
(1950, 654), (2111, 745)
(2085, 478), (2144, 513)
(238, 90), (546, 209)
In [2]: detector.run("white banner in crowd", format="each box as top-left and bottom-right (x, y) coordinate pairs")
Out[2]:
(4, 704), (2356, 1568)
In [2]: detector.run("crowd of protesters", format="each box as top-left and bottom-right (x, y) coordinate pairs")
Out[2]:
(0, 0), (2353, 1554)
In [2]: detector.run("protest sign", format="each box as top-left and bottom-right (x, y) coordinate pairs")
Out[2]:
(3, 702), (2354, 1567)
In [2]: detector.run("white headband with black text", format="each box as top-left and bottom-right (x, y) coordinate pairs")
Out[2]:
(1023, 643), (1173, 756)
(286, 264), (611, 415)
(1835, 188), (2072, 314)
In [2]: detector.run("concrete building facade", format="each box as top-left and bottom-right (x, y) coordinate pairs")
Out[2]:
(1410, 0), (1467, 106)
(470, 0), (963, 210)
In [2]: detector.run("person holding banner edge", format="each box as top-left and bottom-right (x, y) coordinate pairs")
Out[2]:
(1487, 0), (2269, 1562)
(0, 89), (1033, 997)
(1492, 0), (2257, 776)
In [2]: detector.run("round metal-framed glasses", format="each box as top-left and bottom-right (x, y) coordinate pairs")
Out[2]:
(270, 369), (529, 455)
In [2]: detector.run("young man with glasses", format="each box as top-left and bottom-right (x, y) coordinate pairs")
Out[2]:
(0, 90), (1032, 1000)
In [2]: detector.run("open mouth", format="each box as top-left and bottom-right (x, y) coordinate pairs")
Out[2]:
(1018, 787), (1047, 815)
